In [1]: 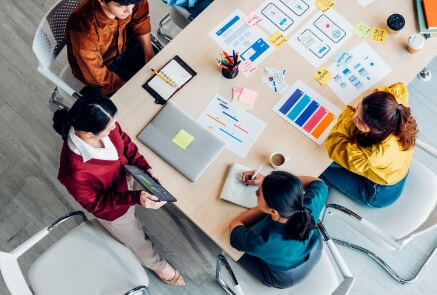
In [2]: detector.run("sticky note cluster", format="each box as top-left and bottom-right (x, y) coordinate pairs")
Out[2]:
(172, 129), (194, 150)
(232, 87), (258, 110)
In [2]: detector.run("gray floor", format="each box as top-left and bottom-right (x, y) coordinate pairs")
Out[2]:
(0, 0), (437, 294)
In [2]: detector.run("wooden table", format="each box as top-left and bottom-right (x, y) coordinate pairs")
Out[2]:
(112, 0), (437, 260)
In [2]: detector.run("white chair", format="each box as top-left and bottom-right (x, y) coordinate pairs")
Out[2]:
(158, 6), (193, 42)
(322, 139), (437, 284)
(32, 0), (85, 109)
(0, 211), (151, 295)
(216, 221), (355, 295)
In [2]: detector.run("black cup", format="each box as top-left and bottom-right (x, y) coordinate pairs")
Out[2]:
(387, 14), (405, 33)
(222, 67), (239, 79)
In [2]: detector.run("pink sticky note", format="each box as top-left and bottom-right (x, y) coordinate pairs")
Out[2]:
(238, 59), (257, 78)
(238, 88), (258, 106)
(243, 11), (262, 28)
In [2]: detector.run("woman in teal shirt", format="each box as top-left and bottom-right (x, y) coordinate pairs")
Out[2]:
(229, 171), (328, 288)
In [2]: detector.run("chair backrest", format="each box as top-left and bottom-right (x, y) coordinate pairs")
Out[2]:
(32, 0), (82, 70)
(0, 212), (150, 295)
(325, 140), (437, 250)
(169, 6), (192, 30)
(216, 222), (355, 295)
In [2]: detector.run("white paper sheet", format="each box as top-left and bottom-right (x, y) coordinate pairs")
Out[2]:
(357, 0), (375, 8)
(255, 0), (316, 36)
(287, 9), (354, 68)
(327, 42), (392, 104)
(272, 79), (342, 145)
(198, 94), (266, 158)
(208, 9), (275, 66)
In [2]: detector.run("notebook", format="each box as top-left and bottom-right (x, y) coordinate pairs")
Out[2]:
(220, 163), (259, 208)
(423, 0), (437, 29)
(138, 102), (226, 182)
(124, 165), (177, 202)
(143, 55), (197, 104)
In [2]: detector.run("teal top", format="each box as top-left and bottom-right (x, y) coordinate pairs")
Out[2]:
(230, 180), (328, 271)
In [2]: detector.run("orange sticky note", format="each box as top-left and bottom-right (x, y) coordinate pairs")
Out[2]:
(370, 27), (387, 43)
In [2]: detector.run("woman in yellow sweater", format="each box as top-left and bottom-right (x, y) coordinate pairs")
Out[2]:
(320, 82), (418, 208)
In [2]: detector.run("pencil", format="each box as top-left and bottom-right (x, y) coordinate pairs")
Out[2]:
(151, 68), (175, 87)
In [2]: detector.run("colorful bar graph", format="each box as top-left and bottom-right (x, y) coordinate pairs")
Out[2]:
(279, 89), (304, 115)
(303, 107), (328, 132)
(295, 100), (320, 127)
(287, 94), (311, 121)
(311, 112), (336, 139)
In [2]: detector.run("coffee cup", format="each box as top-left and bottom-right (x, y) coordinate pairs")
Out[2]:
(387, 13), (405, 34)
(270, 152), (290, 170)
(407, 34), (425, 54)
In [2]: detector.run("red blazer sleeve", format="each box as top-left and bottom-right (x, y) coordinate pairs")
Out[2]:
(116, 123), (152, 171)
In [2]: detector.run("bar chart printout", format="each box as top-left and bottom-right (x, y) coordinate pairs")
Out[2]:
(272, 80), (342, 145)
(198, 94), (267, 158)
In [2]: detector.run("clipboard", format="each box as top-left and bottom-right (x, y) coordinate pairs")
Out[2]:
(143, 55), (197, 104)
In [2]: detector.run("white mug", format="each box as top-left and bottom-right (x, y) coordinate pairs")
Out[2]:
(270, 152), (290, 170)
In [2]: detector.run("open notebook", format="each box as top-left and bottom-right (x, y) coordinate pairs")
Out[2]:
(143, 55), (196, 104)
(220, 163), (259, 208)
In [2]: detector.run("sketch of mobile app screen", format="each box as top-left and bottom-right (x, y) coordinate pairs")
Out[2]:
(313, 15), (346, 43)
(297, 29), (330, 58)
(261, 3), (294, 31)
(280, 0), (309, 16)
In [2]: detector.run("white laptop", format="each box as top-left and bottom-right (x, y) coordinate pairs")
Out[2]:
(138, 102), (226, 182)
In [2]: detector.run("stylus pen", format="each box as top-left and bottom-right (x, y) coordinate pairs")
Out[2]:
(246, 166), (262, 186)
(151, 68), (175, 87)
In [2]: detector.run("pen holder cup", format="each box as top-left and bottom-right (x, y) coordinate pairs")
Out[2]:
(222, 67), (239, 79)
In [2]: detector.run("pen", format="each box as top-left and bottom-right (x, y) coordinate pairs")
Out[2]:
(246, 166), (262, 186)
(151, 68), (175, 87)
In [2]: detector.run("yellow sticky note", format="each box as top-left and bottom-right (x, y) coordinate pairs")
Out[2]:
(172, 129), (194, 150)
(313, 66), (333, 86)
(370, 27), (387, 43)
(268, 31), (288, 49)
(353, 21), (371, 39)
(315, 0), (334, 12)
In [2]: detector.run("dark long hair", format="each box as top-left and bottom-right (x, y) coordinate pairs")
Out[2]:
(261, 171), (315, 242)
(52, 93), (117, 140)
(353, 91), (418, 149)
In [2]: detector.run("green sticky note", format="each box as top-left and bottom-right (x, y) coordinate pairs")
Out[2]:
(353, 21), (371, 39)
(172, 129), (194, 150)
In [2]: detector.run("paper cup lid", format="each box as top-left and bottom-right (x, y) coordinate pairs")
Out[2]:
(387, 14), (405, 30)
(408, 34), (425, 49)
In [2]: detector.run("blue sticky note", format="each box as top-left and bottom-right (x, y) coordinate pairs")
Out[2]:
(333, 49), (353, 67)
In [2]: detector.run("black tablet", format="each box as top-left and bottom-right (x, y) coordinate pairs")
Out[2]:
(124, 165), (177, 202)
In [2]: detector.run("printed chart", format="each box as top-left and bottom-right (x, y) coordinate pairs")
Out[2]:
(209, 9), (275, 65)
(288, 9), (353, 67)
(256, 0), (316, 36)
(198, 94), (267, 158)
(327, 42), (392, 104)
(272, 80), (341, 145)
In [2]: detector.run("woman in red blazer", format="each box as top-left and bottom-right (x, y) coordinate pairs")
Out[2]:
(53, 93), (184, 286)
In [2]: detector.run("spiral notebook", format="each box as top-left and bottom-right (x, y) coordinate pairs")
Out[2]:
(220, 163), (259, 209)
(143, 55), (196, 104)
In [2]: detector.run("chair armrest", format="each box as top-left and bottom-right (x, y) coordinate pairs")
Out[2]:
(331, 276), (355, 295)
(216, 254), (244, 295)
(323, 204), (401, 250)
(11, 211), (87, 258)
(416, 139), (437, 158)
(123, 285), (150, 295)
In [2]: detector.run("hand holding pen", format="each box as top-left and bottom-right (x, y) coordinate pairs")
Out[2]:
(242, 166), (263, 186)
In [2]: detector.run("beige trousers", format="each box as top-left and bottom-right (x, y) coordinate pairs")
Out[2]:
(97, 206), (167, 270)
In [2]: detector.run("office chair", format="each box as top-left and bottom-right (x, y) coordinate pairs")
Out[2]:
(158, 6), (193, 42)
(33, 0), (164, 109)
(216, 222), (355, 295)
(322, 139), (437, 284)
(0, 211), (151, 295)
(32, 0), (84, 109)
